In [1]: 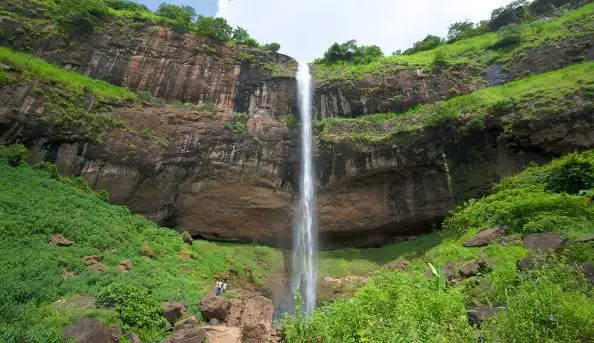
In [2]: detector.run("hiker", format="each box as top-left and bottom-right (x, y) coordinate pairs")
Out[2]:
(222, 283), (227, 294)
(215, 281), (222, 296)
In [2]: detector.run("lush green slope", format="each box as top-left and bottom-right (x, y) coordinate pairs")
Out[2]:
(316, 61), (594, 146)
(284, 151), (594, 342)
(0, 147), (283, 342)
(313, 3), (594, 85)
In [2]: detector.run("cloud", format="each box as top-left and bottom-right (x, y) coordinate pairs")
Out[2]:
(216, 0), (511, 62)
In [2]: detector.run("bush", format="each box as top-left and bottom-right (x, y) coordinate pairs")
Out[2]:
(318, 40), (383, 65)
(546, 158), (594, 194)
(194, 16), (233, 42)
(105, 0), (149, 12)
(57, 0), (110, 34)
(97, 282), (166, 330)
(0, 144), (28, 166)
(489, 24), (522, 50)
(263, 42), (281, 52)
(403, 34), (444, 55)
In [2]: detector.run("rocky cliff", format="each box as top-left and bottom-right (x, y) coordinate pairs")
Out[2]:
(1, 4), (594, 248)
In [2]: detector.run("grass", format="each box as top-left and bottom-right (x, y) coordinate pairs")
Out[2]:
(316, 61), (594, 146)
(0, 149), (283, 342)
(313, 3), (594, 85)
(0, 46), (136, 102)
(285, 150), (594, 342)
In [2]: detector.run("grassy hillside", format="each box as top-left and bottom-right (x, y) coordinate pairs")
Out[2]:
(0, 146), (283, 342)
(316, 61), (594, 146)
(313, 3), (594, 85)
(284, 151), (594, 342)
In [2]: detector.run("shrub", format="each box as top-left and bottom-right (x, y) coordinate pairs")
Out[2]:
(546, 158), (594, 194)
(0, 144), (28, 166)
(432, 49), (447, 67)
(490, 24), (522, 50)
(97, 282), (166, 330)
(318, 40), (383, 65)
(263, 42), (281, 52)
(57, 0), (110, 34)
(194, 16), (233, 42)
(403, 34), (444, 55)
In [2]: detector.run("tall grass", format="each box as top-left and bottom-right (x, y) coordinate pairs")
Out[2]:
(0, 47), (136, 102)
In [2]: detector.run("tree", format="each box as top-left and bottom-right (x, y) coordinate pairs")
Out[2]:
(403, 35), (443, 55)
(155, 3), (196, 22)
(488, 0), (529, 31)
(318, 40), (383, 64)
(392, 49), (402, 56)
(194, 16), (233, 42)
(105, 0), (149, 12)
(447, 20), (485, 42)
(263, 42), (281, 52)
(231, 27), (259, 47)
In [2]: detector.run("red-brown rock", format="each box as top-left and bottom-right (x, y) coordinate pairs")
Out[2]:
(463, 226), (508, 247)
(198, 295), (231, 322)
(49, 233), (74, 247)
(162, 301), (187, 325)
(63, 317), (114, 343)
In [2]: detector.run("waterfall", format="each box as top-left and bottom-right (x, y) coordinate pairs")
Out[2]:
(291, 61), (317, 314)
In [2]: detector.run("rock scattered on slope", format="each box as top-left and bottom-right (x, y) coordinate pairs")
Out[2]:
(463, 226), (508, 247)
(49, 233), (74, 246)
(63, 317), (114, 343)
(198, 295), (231, 322)
(523, 232), (566, 252)
(162, 301), (187, 325)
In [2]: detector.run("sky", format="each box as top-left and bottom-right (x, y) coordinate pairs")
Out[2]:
(139, 0), (513, 62)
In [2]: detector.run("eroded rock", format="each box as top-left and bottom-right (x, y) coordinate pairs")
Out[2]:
(49, 233), (74, 247)
(162, 301), (187, 325)
(467, 303), (505, 327)
(241, 296), (274, 342)
(463, 226), (508, 247)
(173, 316), (197, 332)
(459, 260), (493, 278)
(64, 317), (114, 343)
(579, 262), (594, 286)
(203, 326), (241, 343)
(198, 295), (231, 322)
(523, 232), (566, 252)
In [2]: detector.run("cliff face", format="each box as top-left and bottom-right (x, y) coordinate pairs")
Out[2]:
(1, 9), (593, 248)
(312, 36), (594, 119)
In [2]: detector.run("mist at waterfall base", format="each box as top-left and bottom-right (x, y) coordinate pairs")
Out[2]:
(290, 61), (318, 315)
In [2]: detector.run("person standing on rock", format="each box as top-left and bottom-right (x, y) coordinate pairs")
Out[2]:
(215, 281), (222, 296)
(222, 283), (227, 294)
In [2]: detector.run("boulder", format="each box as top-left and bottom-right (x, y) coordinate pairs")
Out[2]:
(49, 233), (74, 247)
(459, 259), (493, 278)
(182, 231), (193, 245)
(173, 316), (197, 332)
(63, 268), (76, 279)
(467, 303), (505, 327)
(384, 260), (411, 271)
(162, 301), (187, 325)
(463, 226), (508, 247)
(83, 255), (103, 265)
(523, 232), (566, 252)
(119, 259), (134, 271)
(163, 327), (206, 343)
(241, 296), (274, 342)
(517, 257), (539, 272)
(64, 317), (114, 343)
(198, 295), (231, 322)
(209, 318), (221, 325)
(203, 326), (241, 343)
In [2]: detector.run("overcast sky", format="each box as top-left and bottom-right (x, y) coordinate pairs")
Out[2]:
(140, 0), (513, 62)
(217, 0), (512, 61)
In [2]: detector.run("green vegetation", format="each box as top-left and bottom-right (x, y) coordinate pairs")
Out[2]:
(284, 151), (594, 342)
(313, 3), (594, 84)
(0, 0), (280, 51)
(224, 112), (252, 133)
(316, 40), (383, 65)
(0, 146), (283, 342)
(0, 46), (135, 102)
(316, 61), (594, 146)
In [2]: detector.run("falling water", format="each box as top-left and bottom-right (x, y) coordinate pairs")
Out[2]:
(291, 61), (317, 314)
